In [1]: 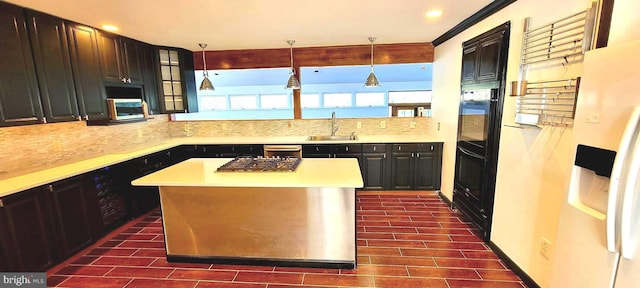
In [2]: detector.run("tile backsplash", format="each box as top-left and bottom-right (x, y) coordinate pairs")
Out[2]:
(2, 116), (432, 174)
(169, 117), (432, 137)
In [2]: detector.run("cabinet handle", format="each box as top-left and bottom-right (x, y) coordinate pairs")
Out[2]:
(85, 115), (89, 120)
(346, 147), (349, 152)
(417, 152), (420, 157)
(47, 185), (53, 192)
(431, 145), (434, 151)
(373, 146), (377, 151)
(41, 118), (47, 124)
(77, 115), (82, 121)
(398, 146), (402, 151)
(127, 78), (132, 83)
(411, 153), (414, 157)
(383, 153), (386, 159)
(144, 159), (148, 164)
(121, 77), (126, 83)
(0, 199), (4, 208)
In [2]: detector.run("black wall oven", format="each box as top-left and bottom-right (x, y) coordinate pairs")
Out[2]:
(453, 87), (499, 239)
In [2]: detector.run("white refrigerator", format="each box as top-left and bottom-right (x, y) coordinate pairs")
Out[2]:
(549, 40), (640, 287)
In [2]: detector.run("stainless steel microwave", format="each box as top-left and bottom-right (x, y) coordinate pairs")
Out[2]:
(106, 98), (144, 120)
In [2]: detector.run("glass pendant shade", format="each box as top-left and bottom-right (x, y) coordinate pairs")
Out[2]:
(199, 43), (214, 91)
(364, 71), (379, 87)
(285, 40), (300, 90)
(286, 69), (301, 89)
(199, 75), (214, 90)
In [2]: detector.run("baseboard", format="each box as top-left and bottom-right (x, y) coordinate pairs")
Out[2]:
(438, 191), (453, 207)
(487, 241), (540, 288)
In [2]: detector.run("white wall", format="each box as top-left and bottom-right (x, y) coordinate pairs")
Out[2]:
(608, 0), (640, 45)
(431, 0), (594, 286)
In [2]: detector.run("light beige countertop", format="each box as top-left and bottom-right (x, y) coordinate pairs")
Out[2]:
(132, 158), (364, 188)
(0, 134), (442, 197)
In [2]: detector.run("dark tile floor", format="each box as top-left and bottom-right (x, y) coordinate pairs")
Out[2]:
(47, 192), (527, 287)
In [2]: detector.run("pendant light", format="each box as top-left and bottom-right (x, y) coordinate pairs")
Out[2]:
(199, 43), (214, 91)
(285, 40), (300, 90)
(364, 36), (380, 87)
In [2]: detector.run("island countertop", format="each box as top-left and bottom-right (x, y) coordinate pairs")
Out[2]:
(131, 158), (364, 188)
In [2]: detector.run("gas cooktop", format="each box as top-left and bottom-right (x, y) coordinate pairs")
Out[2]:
(216, 157), (302, 172)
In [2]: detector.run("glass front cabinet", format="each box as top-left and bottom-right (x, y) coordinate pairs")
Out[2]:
(156, 47), (197, 113)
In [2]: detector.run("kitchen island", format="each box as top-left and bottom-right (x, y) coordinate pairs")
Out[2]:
(131, 157), (363, 269)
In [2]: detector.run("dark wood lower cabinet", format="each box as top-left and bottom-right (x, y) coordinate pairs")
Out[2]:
(362, 152), (387, 190)
(390, 151), (414, 190)
(389, 143), (442, 190)
(47, 176), (103, 260)
(0, 187), (56, 272)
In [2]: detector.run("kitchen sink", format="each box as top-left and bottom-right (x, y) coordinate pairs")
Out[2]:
(306, 135), (358, 141)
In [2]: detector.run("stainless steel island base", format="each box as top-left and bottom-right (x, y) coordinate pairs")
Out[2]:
(159, 186), (356, 269)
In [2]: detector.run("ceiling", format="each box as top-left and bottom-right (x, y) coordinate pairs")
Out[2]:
(6, 0), (493, 51)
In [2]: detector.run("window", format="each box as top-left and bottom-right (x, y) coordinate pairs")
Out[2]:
(356, 92), (385, 106)
(260, 94), (289, 109)
(388, 90), (432, 104)
(200, 96), (227, 110)
(229, 95), (257, 109)
(324, 93), (352, 107)
(301, 94), (321, 108)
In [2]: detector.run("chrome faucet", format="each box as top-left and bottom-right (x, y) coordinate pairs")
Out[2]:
(331, 111), (338, 136)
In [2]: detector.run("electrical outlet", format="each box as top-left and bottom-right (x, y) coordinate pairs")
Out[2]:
(409, 120), (416, 128)
(437, 122), (441, 131)
(380, 120), (386, 128)
(357, 121), (362, 129)
(540, 237), (552, 259)
(586, 112), (600, 123)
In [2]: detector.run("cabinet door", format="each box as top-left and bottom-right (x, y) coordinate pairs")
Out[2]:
(362, 153), (386, 190)
(476, 32), (504, 83)
(67, 23), (107, 120)
(96, 30), (124, 83)
(26, 10), (79, 123)
(414, 151), (439, 190)
(0, 3), (44, 126)
(141, 45), (159, 114)
(460, 43), (478, 84)
(390, 152), (414, 190)
(121, 38), (144, 84)
(47, 176), (99, 259)
(0, 187), (56, 272)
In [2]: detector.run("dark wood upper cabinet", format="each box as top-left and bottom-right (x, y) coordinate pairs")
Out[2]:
(96, 31), (122, 83)
(461, 23), (508, 87)
(0, 186), (56, 272)
(97, 31), (144, 85)
(461, 45), (478, 84)
(476, 33), (503, 82)
(141, 44), (160, 114)
(0, 2), (44, 126)
(121, 38), (144, 84)
(67, 23), (108, 120)
(26, 10), (80, 123)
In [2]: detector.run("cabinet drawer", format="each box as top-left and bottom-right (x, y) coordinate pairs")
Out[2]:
(362, 144), (386, 153)
(302, 145), (331, 155)
(392, 143), (441, 152)
(392, 144), (418, 152)
(332, 144), (362, 153)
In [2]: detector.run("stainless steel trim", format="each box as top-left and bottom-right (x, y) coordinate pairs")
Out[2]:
(160, 186), (356, 265)
(263, 145), (302, 158)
